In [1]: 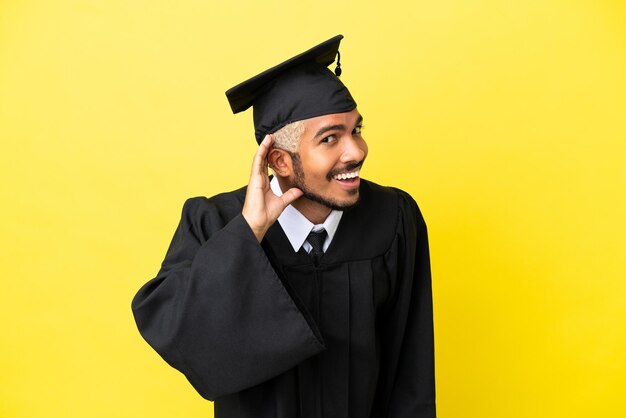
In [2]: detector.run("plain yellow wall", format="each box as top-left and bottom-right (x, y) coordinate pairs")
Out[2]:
(1, 1), (625, 417)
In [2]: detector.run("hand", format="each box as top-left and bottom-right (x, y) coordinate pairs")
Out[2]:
(242, 135), (303, 242)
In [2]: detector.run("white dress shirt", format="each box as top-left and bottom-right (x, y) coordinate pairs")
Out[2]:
(270, 177), (343, 253)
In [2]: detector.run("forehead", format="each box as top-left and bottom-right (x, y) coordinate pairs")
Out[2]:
(301, 109), (362, 134)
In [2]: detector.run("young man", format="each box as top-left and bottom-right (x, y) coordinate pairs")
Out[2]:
(132, 35), (435, 418)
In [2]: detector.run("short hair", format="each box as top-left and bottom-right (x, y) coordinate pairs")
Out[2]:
(271, 120), (304, 153)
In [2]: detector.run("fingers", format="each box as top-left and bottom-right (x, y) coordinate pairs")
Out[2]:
(280, 187), (303, 207)
(251, 134), (273, 177)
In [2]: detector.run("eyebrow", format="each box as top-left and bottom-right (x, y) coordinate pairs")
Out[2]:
(314, 114), (364, 138)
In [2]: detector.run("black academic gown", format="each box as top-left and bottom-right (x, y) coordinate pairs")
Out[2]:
(131, 179), (435, 418)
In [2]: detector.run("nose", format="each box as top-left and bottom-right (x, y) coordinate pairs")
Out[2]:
(340, 135), (367, 163)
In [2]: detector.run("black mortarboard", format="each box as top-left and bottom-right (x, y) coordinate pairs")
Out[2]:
(226, 35), (357, 144)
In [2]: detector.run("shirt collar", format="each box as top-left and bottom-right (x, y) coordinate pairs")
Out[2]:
(270, 176), (343, 253)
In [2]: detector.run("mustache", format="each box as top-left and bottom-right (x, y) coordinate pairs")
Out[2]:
(326, 160), (364, 181)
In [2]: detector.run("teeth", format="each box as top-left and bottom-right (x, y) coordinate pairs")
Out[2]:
(334, 169), (360, 180)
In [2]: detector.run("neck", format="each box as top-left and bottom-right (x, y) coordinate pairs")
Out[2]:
(291, 198), (332, 225)
(276, 176), (332, 224)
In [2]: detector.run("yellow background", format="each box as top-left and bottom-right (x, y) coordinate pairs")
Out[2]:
(1, 0), (625, 417)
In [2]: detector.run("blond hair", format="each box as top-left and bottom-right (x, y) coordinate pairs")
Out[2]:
(271, 120), (304, 153)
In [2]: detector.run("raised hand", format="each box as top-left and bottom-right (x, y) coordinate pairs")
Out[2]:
(242, 135), (303, 242)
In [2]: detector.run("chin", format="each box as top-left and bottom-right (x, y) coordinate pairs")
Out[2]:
(302, 189), (361, 211)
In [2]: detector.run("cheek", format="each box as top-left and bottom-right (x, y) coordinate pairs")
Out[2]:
(360, 138), (369, 158)
(304, 153), (337, 176)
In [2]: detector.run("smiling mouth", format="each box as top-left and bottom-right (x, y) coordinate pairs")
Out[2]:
(332, 169), (360, 181)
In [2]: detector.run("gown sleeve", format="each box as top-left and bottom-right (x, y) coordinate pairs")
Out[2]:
(379, 191), (436, 417)
(131, 197), (325, 401)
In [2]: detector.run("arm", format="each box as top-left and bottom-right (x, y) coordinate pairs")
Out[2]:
(131, 137), (322, 401)
(378, 192), (436, 417)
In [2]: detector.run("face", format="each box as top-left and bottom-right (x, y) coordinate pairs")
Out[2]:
(290, 108), (368, 210)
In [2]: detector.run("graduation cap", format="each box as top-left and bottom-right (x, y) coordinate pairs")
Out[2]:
(226, 34), (357, 144)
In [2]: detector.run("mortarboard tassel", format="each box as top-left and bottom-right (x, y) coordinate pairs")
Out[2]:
(335, 51), (342, 76)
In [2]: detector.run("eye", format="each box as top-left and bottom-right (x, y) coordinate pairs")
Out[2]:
(353, 124), (364, 135)
(320, 135), (337, 144)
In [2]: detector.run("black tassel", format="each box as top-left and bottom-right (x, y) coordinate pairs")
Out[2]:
(335, 50), (342, 76)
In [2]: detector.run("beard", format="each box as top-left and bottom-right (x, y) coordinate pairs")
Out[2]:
(290, 152), (361, 211)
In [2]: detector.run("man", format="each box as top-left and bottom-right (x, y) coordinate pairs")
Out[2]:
(132, 35), (435, 417)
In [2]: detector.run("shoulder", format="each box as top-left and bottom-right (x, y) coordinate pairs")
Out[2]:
(360, 179), (427, 241)
(360, 179), (424, 221)
(183, 186), (246, 216)
(177, 186), (247, 239)
(327, 180), (425, 259)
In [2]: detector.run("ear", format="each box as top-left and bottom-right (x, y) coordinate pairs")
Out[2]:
(268, 148), (293, 177)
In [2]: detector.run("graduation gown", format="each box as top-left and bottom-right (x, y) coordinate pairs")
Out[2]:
(131, 179), (435, 418)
